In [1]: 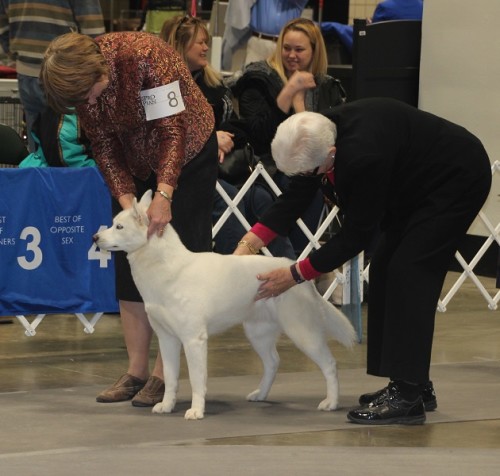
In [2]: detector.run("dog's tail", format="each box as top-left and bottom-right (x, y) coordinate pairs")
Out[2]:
(321, 299), (357, 349)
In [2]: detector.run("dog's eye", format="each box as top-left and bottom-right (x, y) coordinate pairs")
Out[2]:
(116, 224), (123, 230)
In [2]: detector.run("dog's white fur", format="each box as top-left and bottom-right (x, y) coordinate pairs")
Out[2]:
(94, 190), (356, 420)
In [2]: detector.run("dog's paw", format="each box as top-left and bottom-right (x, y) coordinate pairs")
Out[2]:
(184, 407), (204, 420)
(317, 398), (338, 411)
(246, 389), (266, 402)
(152, 401), (175, 414)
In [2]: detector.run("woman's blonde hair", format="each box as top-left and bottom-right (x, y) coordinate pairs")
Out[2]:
(268, 18), (328, 84)
(160, 14), (222, 88)
(40, 32), (109, 114)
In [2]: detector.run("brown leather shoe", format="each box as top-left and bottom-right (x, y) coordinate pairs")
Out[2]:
(96, 373), (147, 403)
(131, 376), (165, 407)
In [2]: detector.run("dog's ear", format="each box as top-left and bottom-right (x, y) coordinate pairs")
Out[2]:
(132, 197), (150, 227)
(139, 190), (153, 208)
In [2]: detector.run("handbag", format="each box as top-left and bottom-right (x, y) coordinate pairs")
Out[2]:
(218, 142), (258, 187)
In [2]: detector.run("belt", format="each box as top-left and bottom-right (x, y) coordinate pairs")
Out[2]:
(252, 31), (279, 42)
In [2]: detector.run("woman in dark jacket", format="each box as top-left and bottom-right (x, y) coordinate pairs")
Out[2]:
(160, 14), (247, 256)
(234, 99), (492, 425)
(232, 17), (345, 172)
(231, 17), (346, 253)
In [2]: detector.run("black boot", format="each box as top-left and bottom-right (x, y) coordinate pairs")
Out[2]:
(359, 380), (437, 411)
(348, 381), (426, 425)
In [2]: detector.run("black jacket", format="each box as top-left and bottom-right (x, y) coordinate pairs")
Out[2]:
(231, 61), (346, 172)
(193, 70), (247, 149)
(258, 98), (491, 273)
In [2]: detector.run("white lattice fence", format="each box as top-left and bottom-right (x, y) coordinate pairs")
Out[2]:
(438, 160), (500, 312)
(213, 162), (344, 290)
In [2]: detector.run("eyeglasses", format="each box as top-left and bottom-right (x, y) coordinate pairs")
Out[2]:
(297, 166), (320, 177)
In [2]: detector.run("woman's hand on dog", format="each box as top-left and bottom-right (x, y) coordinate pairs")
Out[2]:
(147, 186), (173, 238)
(255, 268), (296, 300)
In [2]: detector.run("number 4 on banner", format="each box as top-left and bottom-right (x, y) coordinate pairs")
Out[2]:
(88, 225), (113, 268)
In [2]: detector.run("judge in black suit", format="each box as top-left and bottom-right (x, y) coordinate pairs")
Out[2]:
(234, 98), (492, 425)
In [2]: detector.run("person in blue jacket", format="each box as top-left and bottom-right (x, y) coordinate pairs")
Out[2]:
(322, 0), (423, 53)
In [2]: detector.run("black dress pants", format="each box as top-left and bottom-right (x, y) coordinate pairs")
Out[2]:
(366, 147), (491, 383)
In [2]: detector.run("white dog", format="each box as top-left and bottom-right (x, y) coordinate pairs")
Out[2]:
(93, 190), (356, 420)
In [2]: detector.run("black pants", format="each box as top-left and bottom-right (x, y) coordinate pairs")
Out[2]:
(113, 132), (218, 302)
(366, 145), (492, 383)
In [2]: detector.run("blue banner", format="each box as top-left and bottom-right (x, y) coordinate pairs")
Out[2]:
(0, 168), (118, 315)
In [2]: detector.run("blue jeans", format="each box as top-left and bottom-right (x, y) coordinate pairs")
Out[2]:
(213, 180), (296, 259)
(17, 74), (47, 152)
(243, 182), (296, 259)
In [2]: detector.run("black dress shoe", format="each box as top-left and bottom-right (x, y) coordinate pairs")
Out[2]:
(359, 380), (437, 411)
(348, 382), (426, 425)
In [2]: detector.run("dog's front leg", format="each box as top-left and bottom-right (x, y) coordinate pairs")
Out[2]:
(152, 333), (182, 415)
(182, 331), (208, 420)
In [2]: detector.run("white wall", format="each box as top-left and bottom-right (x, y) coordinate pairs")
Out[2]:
(419, 0), (500, 235)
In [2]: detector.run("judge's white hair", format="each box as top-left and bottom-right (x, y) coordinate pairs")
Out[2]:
(271, 111), (337, 176)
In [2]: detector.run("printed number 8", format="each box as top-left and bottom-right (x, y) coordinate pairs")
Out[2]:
(168, 91), (178, 108)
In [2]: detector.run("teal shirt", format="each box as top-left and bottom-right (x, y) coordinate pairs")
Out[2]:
(19, 114), (96, 168)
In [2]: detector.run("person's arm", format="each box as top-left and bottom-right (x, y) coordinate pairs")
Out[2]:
(276, 71), (317, 113)
(221, 0), (255, 69)
(0, 3), (10, 54)
(118, 192), (136, 210)
(218, 86), (249, 150)
(78, 106), (136, 200)
(73, 0), (106, 37)
(259, 175), (323, 235)
(215, 86), (243, 159)
(233, 175), (321, 256)
(216, 130), (235, 161)
(233, 230), (267, 256)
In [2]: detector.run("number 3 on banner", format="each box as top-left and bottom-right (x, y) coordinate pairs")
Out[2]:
(17, 226), (42, 270)
(88, 225), (113, 268)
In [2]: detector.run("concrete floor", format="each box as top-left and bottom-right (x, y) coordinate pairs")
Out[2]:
(1, 272), (499, 475)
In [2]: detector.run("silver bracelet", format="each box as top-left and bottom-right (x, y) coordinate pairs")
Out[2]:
(156, 190), (172, 202)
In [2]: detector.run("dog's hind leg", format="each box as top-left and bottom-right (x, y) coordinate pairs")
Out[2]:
(243, 317), (281, 402)
(152, 331), (182, 414)
(305, 346), (339, 411)
(278, 296), (340, 411)
(182, 331), (208, 420)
